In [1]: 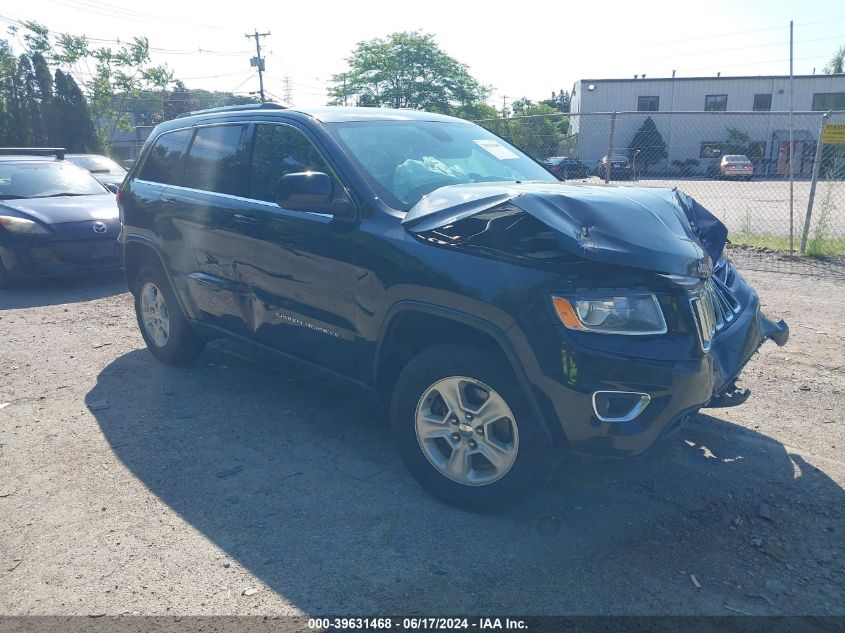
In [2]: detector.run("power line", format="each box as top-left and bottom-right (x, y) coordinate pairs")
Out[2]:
(44, 0), (223, 30)
(638, 34), (845, 63)
(228, 74), (256, 94)
(675, 53), (833, 74)
(0, 13), (245, 55)
(148, 47), (251, 57)
(640, 16), (845, 48)
(263, 90), (288, 105)
(181, 70), (250, 81)
(269, 75), (325, 91)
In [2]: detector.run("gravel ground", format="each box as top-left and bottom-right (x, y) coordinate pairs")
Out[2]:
(0, 264), (843, 617)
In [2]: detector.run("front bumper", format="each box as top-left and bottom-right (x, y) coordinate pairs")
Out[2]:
(520, 273), (788, 456)
(721, 169), (753, 178)
(0, 234), (121, 279)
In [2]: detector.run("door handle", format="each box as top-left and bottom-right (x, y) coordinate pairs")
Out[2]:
(234, 214), (259, 225)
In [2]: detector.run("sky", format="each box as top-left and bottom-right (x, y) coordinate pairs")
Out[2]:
(1, 0), (844, 109)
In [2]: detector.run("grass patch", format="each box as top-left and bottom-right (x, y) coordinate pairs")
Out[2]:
(806, 177), (836, 257)
(730, 232), (845, 257)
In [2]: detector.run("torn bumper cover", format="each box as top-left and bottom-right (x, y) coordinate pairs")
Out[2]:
(403, 182), (789, 455)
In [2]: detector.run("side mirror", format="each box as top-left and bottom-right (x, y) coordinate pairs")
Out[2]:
(105, 183), (119, 194)
(277, 171), (343, 214)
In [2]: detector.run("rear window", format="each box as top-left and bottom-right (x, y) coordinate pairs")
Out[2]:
(138, 129), (192, 185)
(182, 125), (248, 196)
(68, 155), (125, 173)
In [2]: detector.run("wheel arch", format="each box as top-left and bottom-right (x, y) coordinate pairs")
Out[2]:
(122, 236), (194, 320)
(374, 302), (562, 444)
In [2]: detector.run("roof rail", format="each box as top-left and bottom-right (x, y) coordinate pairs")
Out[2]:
(175, 102), (286, 119)
(0, 147), (66, 159)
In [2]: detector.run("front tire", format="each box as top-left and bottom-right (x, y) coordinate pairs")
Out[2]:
(134, 264), (205, 364)
(390, 344), (554, 512)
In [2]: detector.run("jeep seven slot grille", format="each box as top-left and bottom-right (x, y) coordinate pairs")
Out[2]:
(691, 260), (742, 351)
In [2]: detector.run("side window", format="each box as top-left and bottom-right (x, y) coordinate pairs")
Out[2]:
(704, 94), (728, 112)
(182, 125), (248, 196)
(753, 93), (772, 111)
(138, 128), (192, 185)
(248, 124), (334, 203)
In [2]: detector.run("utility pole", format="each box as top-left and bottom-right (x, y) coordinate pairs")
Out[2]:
(501, 95), (508, 118)
(245, 29), (270, 103)
(789, 20), (795, 253)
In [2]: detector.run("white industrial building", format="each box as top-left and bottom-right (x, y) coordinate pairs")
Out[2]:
(570, 74), (845, 176)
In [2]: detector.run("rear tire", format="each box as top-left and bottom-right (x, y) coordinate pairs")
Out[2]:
(134, 264), (205, 365)
(390, 344), (554, 512)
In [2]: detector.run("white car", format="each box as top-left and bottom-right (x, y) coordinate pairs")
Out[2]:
(719, 155), (753, 180)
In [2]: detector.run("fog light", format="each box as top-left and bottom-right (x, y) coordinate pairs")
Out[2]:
(592, 391), (651, 422)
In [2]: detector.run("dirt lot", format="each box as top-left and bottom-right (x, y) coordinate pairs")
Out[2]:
(0, 264), (843, 617)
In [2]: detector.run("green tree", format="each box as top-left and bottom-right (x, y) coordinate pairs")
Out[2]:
(161, 80), (201, 122)
(628, 116), (667, 175)
(541, 89), (570, 113)
(0, 43), (19, 145)
(450, 101), (497, 121)
(129, 86), (257, 126)
(328, 31), (490, 113)
(479, 102), (569, 160)
(18, 21), (172, 150)
(511, 97), (533, 115)
(54, 70), (98, 152)
(3, 54), (33, 146)
(31, 52), (55, 144)
(823, 45), (844, 74)
(16, 55), (42, 144)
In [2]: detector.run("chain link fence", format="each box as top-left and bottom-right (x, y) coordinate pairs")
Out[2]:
(477, 110), (845, 278)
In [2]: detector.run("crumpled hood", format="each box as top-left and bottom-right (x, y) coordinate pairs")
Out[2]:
(0, 194), (118, 225)
(402, 182), (727, 277)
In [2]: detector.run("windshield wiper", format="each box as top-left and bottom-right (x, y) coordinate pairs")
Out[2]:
(41, 192), (91, 198)
(0, 194), (30, 200)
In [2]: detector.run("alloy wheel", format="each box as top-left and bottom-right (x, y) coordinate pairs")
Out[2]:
(414, 376), (519, 486)
(139, 281), (171, 348)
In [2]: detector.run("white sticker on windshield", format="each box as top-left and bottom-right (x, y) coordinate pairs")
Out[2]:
(473, 139), (519, 160)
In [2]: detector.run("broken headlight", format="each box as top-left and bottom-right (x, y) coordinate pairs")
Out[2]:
(552, 294), (667, 335)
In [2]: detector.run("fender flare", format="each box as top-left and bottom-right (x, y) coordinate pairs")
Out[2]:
(123, 233), (194, 319)
(375, 300), (556, 443)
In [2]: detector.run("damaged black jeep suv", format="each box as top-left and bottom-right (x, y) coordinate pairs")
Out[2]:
(119, 104), (788, 511)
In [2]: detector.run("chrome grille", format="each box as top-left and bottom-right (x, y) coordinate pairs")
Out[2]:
(691, 260), (742, 351)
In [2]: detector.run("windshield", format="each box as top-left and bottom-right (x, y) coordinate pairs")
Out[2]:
(0, 162), (108, 199)
(326, 120), (555, 210)
(67, 155), (126, 173)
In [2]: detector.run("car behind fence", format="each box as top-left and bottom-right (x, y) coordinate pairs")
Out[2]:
(477, 110), (845, 277)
